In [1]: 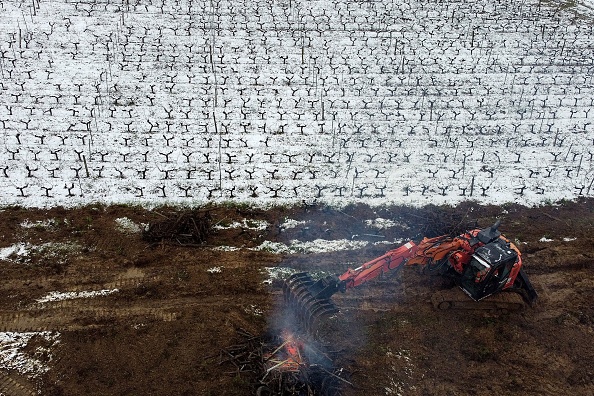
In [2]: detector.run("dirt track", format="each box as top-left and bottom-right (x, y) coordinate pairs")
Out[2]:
(0, 201), (593, 396)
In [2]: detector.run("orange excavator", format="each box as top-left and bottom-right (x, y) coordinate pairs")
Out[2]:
(283, 220), (538, 332)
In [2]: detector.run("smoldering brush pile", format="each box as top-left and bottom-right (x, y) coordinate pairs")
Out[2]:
(216, 328), (350, 395)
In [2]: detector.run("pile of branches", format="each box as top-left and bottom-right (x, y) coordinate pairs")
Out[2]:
(398, 205), (478, 238)
(143, 209), (212, 245)
(217, 329), (349, 396)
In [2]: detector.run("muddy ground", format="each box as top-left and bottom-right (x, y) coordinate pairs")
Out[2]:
(0, 200), (593, 396)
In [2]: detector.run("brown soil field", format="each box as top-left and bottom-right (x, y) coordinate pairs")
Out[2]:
(0, 200), (593, 396)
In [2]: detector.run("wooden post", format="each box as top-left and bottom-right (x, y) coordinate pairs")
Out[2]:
(83, 155), (90, 178)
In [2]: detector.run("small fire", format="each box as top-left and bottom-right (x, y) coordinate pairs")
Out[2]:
(264, 330), (305, 373)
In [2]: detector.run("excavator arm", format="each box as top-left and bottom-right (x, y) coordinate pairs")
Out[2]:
(283, 237), (452, 332)
(285, 238), (435, 303)
(338, 241), (418, 290)
(294, 235), (460, 301)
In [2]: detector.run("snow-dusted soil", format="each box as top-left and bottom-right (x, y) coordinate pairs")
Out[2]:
(0, 203), (592, 395)
(1, 0), (594, 208)
(0, 331), (59, 377)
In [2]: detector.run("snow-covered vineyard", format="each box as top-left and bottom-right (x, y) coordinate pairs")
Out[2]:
(1, 0), (594, 207)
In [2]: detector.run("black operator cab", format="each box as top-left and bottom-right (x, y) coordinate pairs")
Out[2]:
(459, 238), (519, 301)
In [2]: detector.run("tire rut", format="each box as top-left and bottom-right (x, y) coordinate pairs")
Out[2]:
(0, 305), (182, 332)
(0, 370), (36, 396)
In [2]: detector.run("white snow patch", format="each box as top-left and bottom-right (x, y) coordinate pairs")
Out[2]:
(213, 219), (269, 231)
(365, 218), (398, 230)
(290, 239), (369, 253)
(36, 289), (119, 303)
(261, 266), (336, 285)
(374, 239), (406, 246)
(0, 331), (60, 377)
(1, 242), (82, 264)
(252, 241), (291, 254)
(280, 218), (309, 230)
(210, 245), (241, 251)
(37, 242), (83, 258)
(207, 266), (223, 273)
(577, 0), (594, 15)
(0, 243), (30, 262)
(214, 236), (375, 253)
(261, 266), (299, 284)
(253, 239), (368, 254)
(563, 237), (577, 242)
(20, 219), (57, 229)
(115, 217), (145, 234)
(539, 237), (554, 242)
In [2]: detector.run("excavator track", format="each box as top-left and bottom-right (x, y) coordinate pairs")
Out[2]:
(431, 288), (526, 313)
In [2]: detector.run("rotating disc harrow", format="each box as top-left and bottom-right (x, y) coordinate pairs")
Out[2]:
(283, 273), (339, 334)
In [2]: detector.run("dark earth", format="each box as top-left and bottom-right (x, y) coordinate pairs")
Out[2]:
(0, 199), (593, 395)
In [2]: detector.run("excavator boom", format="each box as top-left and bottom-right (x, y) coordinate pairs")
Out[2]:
(283, 238), (451, 333)
(339, 241), (418, 289)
